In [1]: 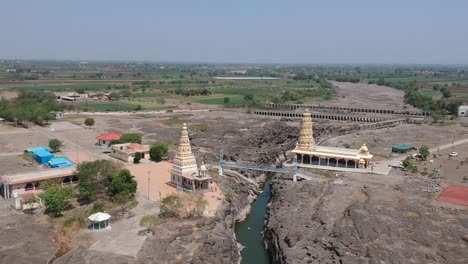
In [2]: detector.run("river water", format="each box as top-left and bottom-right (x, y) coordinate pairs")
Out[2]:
(234, 174), (273, 264)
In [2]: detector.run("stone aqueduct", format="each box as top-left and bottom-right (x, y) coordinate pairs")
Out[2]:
(252, 110), (390, 123)
(264, 103), (432, 117)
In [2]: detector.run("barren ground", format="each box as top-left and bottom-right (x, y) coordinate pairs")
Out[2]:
(0, 201), (57, 264)
(265, 170), (468, 264)
(327, 81), (420, 111)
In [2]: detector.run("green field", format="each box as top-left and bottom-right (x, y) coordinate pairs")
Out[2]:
(196, 96), (244, 105)
(79, 102), (137, 111)
(118, 100), (168, 110)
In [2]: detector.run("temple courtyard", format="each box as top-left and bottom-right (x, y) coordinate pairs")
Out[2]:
(126, 162), (223, 216)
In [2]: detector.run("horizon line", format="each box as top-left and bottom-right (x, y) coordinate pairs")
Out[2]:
(1, 58), (468, 67)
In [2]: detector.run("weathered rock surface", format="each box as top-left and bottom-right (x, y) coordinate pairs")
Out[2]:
(136, 172), (258, 264)
(264, 173), (468, 263)
(0, 202), (57, 264)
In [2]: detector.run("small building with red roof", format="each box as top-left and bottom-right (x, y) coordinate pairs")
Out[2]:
(96, 132), (122, 148)
(110, 143), (150, 162)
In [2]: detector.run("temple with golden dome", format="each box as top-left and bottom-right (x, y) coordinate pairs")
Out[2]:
(170, 123), (211, 191)
(291, 109), (373, 169)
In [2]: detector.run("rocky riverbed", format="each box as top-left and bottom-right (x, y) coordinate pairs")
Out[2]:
(135, 121), (299, 264)
(264, 172), (468, 263)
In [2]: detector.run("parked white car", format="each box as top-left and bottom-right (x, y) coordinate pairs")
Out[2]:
(390, 161), (404, 168)
(449, 152), (459, 157)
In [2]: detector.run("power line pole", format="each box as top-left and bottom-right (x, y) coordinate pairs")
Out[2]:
(147, 170), (150, 199)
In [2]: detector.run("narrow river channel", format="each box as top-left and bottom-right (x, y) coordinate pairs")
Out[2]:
(234, 173), (273, 264)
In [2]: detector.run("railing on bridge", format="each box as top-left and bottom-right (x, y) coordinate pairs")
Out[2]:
(218, 149), (306, 181)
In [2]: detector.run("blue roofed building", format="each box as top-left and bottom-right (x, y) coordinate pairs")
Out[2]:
(25, 147), (54, 165)
(48, 157), (74, 168)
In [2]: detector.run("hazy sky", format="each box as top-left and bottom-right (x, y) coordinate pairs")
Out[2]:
(1, 0), (467, 64)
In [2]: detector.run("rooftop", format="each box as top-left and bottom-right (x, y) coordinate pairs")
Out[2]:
(1, 167), (75, 185)
(26, 146), (52, 153)
(96, 132), (122, 141)
(292, 146), (373, 159)
(26, 146), (54, 158)
(112, 143), (150, 154)
(48, 156), (74, 168)
(393, 143), (415, 150)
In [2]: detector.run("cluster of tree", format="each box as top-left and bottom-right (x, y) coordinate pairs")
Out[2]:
(111, 133), (142, 145)
(76, 160), (137, 202)
(160, 192), (208, 218)
(88, 72), (104, 79)
(271, 85), (335, 103)
(41, 160), (138, 216)
(419, 145), (430, 160)
(43, 184), (74, 216)
(372, 78), (460, 117)
(170, 88), (211, 97)
(329, 76), (360, 83)
(132, 80), (153, 88)
(403, 158), (418, 173)
(149, 141), (169, 161)
(292, 72), (314, 81)
(403, 88), (437, 111)
(0, 91), (66, 126)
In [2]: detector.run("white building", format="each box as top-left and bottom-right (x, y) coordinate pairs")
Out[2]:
(458, 105), (468, 117)
(110, 143), (150, 162)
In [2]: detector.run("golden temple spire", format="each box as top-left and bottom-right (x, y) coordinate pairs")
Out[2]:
(295, 109), (316, 151)
(176, 123), (193, 158)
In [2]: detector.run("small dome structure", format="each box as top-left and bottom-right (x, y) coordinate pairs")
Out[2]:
(200, 162), (207, 172)
(359, 144), (369, 153)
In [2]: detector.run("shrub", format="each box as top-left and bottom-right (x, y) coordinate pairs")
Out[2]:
(134, 152), (143, 164)
(150, 141), (169, 162)
(84, 117), (95, 128)
(139, 215), (160, 234)
(49, 139), (62, 152)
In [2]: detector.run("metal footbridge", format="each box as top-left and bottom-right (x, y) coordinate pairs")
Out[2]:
(218, 149), (311, 181)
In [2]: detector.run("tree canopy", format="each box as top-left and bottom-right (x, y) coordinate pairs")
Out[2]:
(43, 186), (73, 216)
(140, 215), (160, 234)
(48, 139), (62, 152)
(150, 141), (169, 162)
(108, 169), (137, 197)
(111, 133), (142, 145)
(76, 160), (122, 201)
(0, 91), (65, 126)
(419, 145), (430, 160)
(84, 117), (95, 127)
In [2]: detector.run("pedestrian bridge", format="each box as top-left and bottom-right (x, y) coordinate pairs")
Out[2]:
(218, 149), (311, 181)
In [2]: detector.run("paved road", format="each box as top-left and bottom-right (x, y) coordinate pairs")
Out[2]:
(429, 138), (468, 153)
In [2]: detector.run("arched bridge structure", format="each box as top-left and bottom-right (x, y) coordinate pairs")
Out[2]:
(252, 110), (390, 122)
(264, 103), (432, 117)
